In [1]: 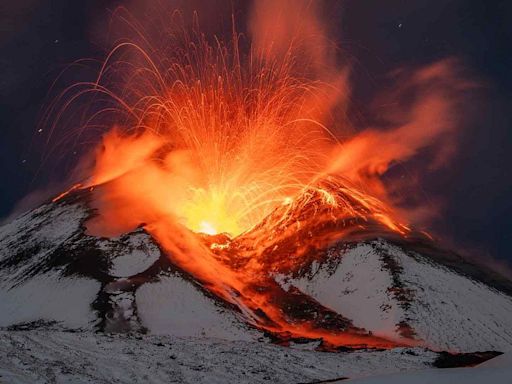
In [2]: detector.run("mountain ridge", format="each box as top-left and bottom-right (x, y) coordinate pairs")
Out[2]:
(1, 189), (511, 353)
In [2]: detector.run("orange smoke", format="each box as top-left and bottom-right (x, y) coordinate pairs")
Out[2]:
(47, 2), (471, 348)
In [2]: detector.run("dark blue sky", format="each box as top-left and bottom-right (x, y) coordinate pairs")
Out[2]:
(1, 1), (511, 265)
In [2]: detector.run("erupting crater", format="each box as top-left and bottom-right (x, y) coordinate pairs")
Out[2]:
(39, 3), (474, 350)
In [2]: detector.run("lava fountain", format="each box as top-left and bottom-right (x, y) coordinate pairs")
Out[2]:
(44, 1), (469, 349)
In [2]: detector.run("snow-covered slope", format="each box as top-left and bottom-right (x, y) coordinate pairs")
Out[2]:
(136, 274), (258, 340)
(285, 241), (512, 352)
(0, 331), (439, 384)
(0, 198), (100, 330)
(1, 191), (512, 354)
(0, 272), (99, 330)
(279, 244), (403, 339)
(345, 352), (512, 384)
(0, 194), (253, 338)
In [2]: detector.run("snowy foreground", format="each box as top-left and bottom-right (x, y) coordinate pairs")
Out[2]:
(0, 331), (509, 384)
(347, 353), (512, 384)
(0, 330), (435, 383)
(2, 193), (512, 383)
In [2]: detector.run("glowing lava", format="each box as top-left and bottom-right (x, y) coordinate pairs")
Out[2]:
(198, 221), (218, 236)
(46, 1), (469, 349)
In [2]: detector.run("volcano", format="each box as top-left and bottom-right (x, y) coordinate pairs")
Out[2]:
(1, 186), (512, 382)
(2, 189), (512, 354)
(2, 3), (512, 381)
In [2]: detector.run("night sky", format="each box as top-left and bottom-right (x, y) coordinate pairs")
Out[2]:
(1, 1), (511, 266)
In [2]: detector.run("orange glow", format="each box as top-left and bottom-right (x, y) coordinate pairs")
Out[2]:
(52, 183), (82, 203)
(46, 2), (469, 349)
(198, 221), (218, 236)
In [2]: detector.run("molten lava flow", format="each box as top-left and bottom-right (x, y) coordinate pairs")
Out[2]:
(52, 183), (82, 203)
(45, 1), (469, 349)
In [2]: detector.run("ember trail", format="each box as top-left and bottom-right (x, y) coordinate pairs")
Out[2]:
(46, 2), (466, 349)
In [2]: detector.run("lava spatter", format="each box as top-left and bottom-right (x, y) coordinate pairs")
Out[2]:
(43, 2), (469, 349)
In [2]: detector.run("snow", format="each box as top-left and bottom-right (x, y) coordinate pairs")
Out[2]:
(282, 241), (512, 351)
(0, 272), (99, 330)
(110, 248), (157, 277)
(136, 274), (258, 340)
(387, 242), (512, 351)
(0, 201), (90, 285)
(0, 331), (438, 384)
(0, 201), (101, 330)
(2, 195), (512, 384)
(0, 202), (87, 260)
(286, 244), (404, 340)
(103, 232), (161, 278)
(345, 352), (512, 384)
(478, 351), (512, 367)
